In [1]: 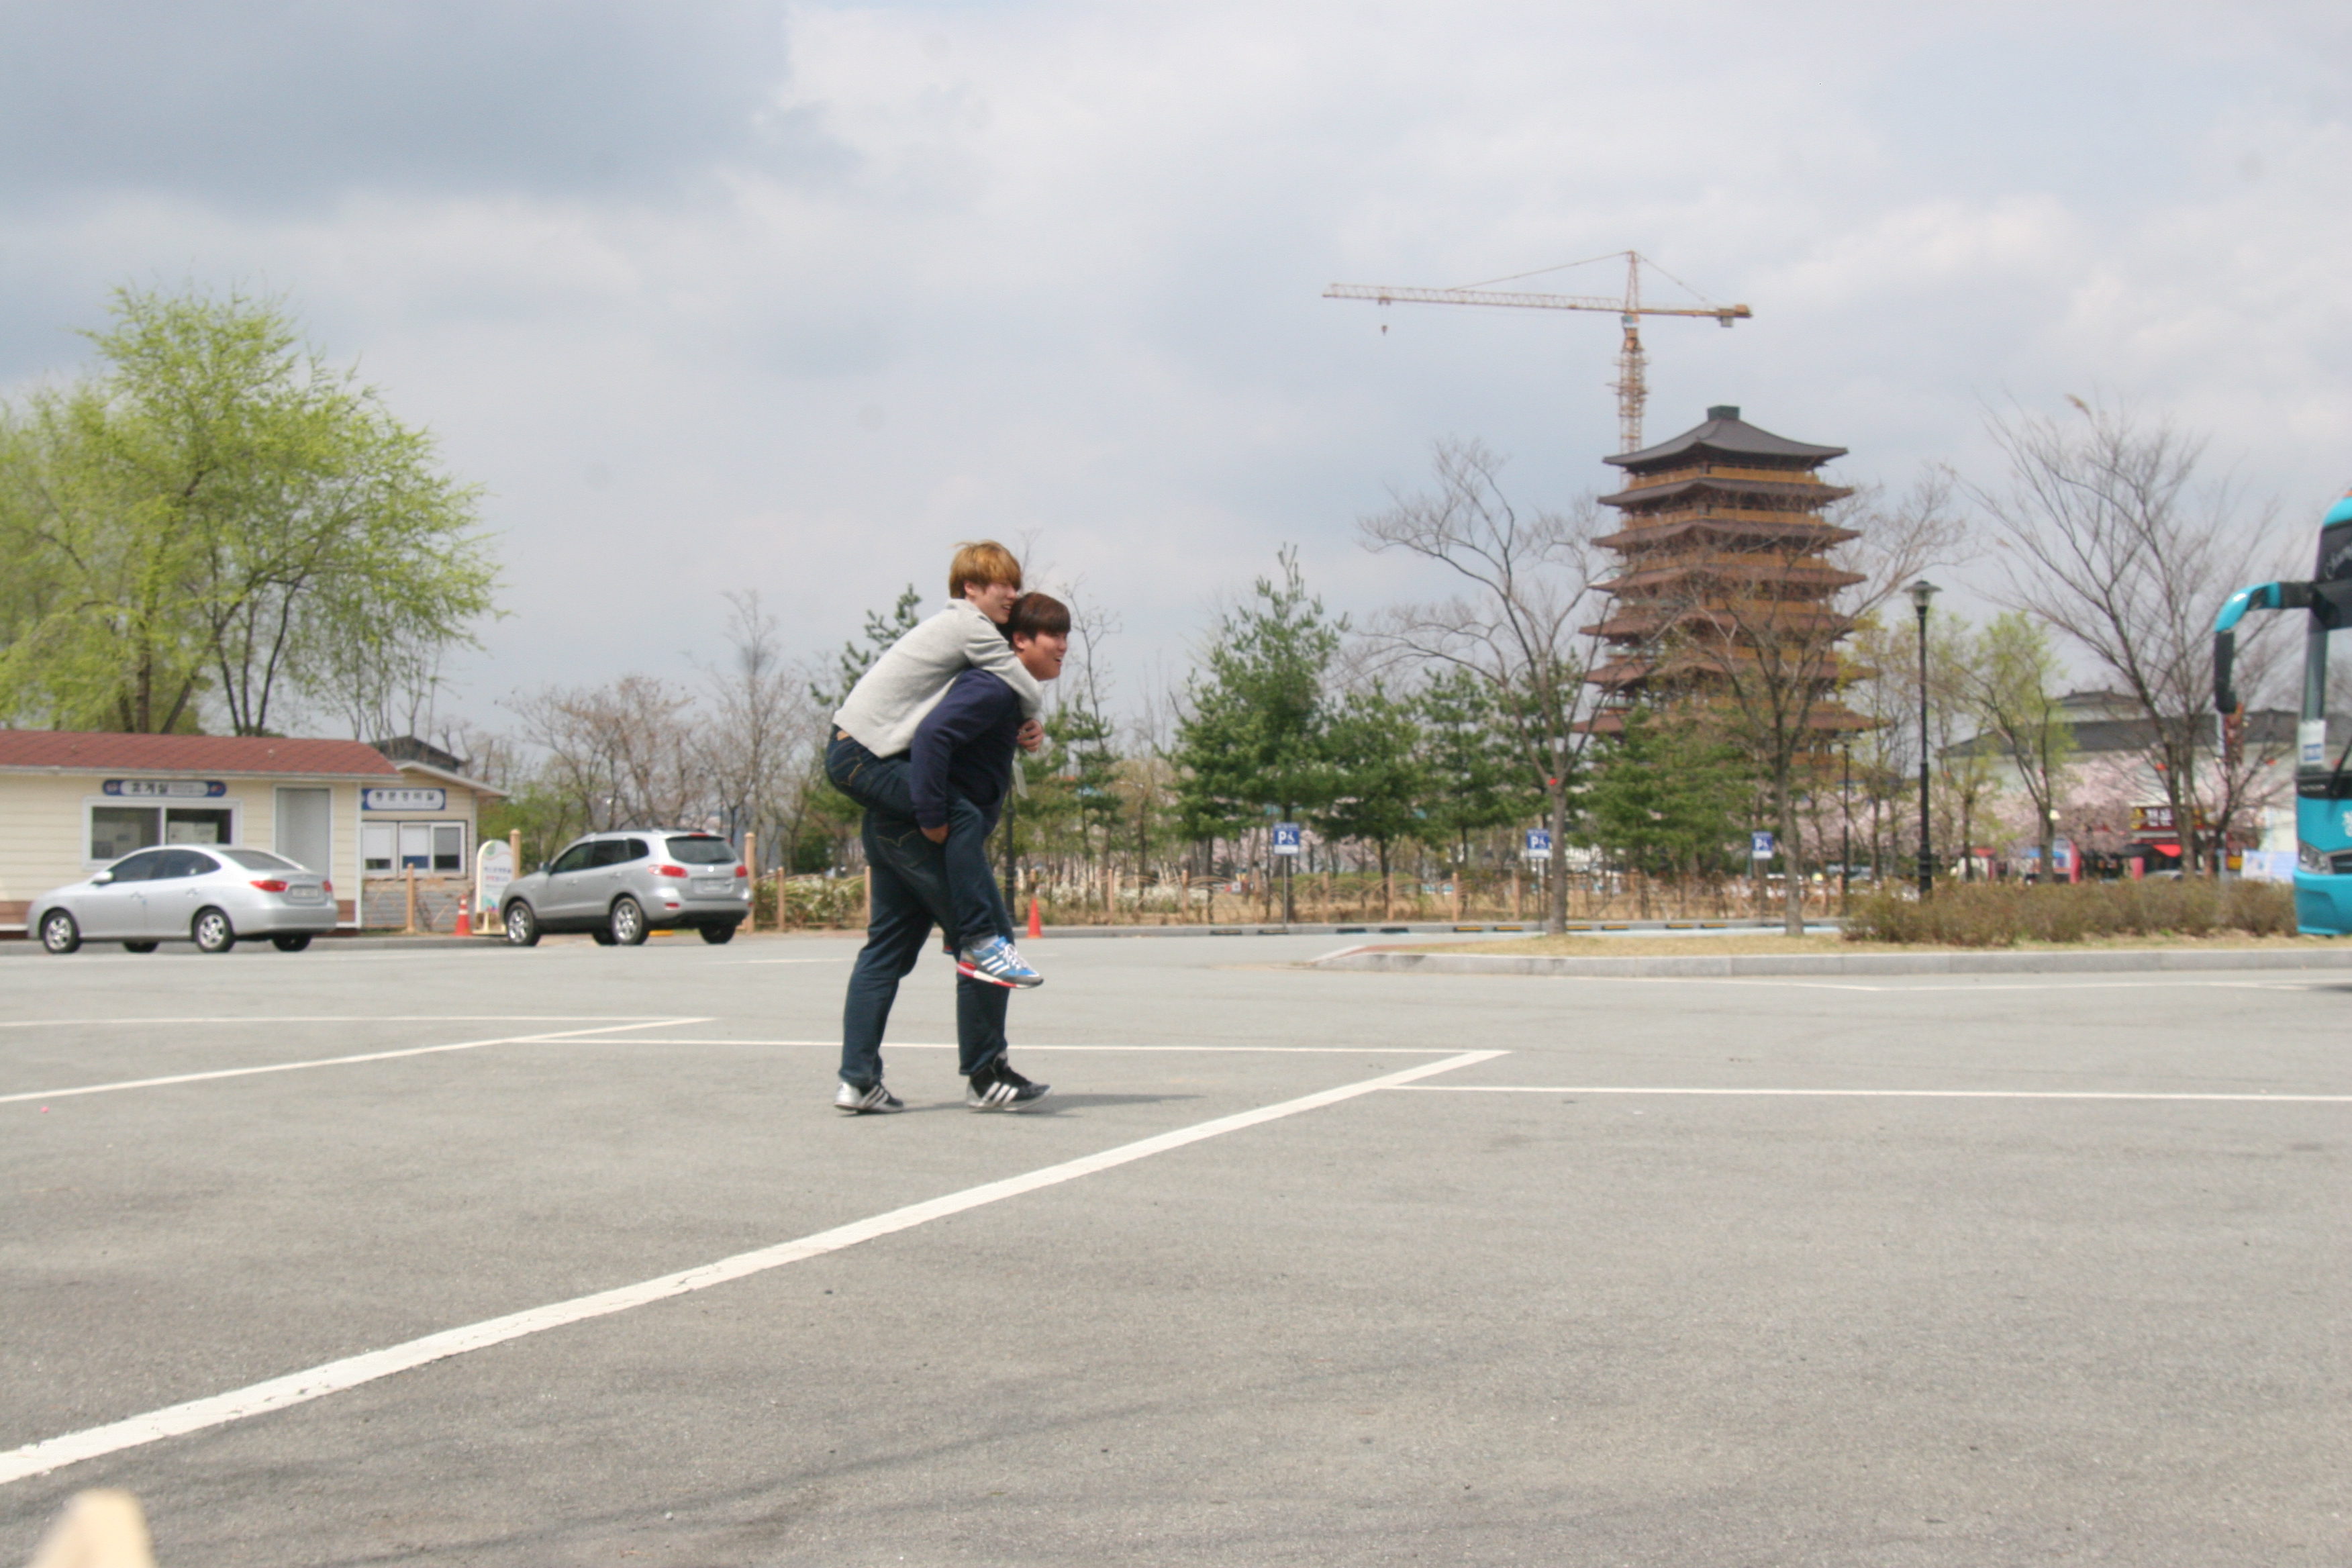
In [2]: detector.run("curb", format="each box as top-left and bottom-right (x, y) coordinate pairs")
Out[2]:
(0, 932), (502, 957)
(1029, 920), (1819, 940)
(1312, 946), (2352, 978)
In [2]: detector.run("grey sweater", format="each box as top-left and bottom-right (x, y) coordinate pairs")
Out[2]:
(832, 599), (1044, 758)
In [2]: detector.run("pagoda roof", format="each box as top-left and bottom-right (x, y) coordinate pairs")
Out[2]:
(1600, 475), (1854, 510)
(1604, 405), (1846, 472)
(1599, 560), (1867, 595)
(1579, 697), (1875, 735)
(1587, 644), (1854, 683)
(1596, 518), (1861, 552)
(1584, 604), (1855, 642)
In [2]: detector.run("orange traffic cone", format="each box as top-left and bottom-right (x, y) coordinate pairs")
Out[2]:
(454, 891), (473, 938)
(1026, 897), (1043, 940)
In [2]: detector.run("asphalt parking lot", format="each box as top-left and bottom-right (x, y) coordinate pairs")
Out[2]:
(4, 931), (2349, 1566)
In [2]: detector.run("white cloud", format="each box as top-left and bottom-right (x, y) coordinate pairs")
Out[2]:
(5, 0), (2351, 720)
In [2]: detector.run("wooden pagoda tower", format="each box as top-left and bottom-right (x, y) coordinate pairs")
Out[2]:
(1583, 405), (1870, 736)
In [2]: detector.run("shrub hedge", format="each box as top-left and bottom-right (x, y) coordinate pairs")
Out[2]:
(1843, 879), (2298, 946)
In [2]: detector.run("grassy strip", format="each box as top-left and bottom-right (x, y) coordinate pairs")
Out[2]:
(1844, 880), (2298, 946)
(1426, 931), (2336, 959)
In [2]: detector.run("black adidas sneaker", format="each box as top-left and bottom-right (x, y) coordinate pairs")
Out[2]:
(966, 1059), (1050, 1112)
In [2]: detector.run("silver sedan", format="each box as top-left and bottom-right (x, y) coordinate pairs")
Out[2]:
(32, 846), (340, 954)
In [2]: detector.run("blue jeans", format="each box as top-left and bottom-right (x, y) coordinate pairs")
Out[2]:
(840, 807), (1018, 1089)
(826, 731), (999, 950)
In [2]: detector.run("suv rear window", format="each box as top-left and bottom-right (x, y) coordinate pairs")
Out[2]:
(666, 836), (738, 865)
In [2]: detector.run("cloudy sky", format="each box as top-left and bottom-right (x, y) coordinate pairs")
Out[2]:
(5, 0), (2351, 731)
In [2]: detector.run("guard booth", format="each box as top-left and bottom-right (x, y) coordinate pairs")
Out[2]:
(0, 731), (403, 934)
(358, 737), (507, 932)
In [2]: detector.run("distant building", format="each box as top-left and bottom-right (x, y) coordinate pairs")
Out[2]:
(1944, 691), (2349, 863)
(0, 730), (505, 936)
(1584, 405), (1869, 739)
(0, 731), (401, 933)
(360, 736), (507, 930)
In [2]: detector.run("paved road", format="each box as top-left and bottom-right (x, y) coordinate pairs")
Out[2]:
(3, 932), (2347, 1565)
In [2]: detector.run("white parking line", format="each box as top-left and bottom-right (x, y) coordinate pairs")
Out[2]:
(611, 1038), (1474, 1055)
(0, 1016), (671, 1030)
(1392, 1085), (2352, 1103)
(0, 1020), (712, 1105)
(1702, 977), (2351, 993)
(0, 1047), (1504, 1486)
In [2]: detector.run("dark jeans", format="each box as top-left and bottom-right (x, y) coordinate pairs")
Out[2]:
(840, 807), (1018, 1089)
(826, 731), (999, 949)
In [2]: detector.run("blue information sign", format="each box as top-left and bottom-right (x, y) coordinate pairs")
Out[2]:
(1751, 830), (1775, 860)
(1272, 822), (1302, 856)
(1525, 828), (1551, 856)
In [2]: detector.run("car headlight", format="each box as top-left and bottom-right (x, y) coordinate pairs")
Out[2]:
(2299, 840), (2331, 874)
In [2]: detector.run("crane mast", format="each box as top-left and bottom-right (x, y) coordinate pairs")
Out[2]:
(1323, 251), (1750, 452)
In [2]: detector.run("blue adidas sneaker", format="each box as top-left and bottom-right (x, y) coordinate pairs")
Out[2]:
(957, 934), (1042, 989)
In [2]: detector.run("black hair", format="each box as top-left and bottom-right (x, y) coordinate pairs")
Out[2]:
(1006, 592), (1071, 640)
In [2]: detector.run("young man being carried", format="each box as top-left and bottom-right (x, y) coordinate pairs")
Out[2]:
(827, 540), (1046, 989)
(836, 593), (1069, 1114)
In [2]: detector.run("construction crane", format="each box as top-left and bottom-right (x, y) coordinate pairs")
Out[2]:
(1323, 251), (1751, 453)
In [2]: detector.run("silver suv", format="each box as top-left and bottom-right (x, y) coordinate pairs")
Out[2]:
(501, 830), (749, 947)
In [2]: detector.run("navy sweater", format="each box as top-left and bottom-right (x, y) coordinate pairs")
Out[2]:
(908, 667), (1024, 832)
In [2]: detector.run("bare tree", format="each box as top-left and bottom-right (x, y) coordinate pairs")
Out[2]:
(1358, 438), (1609, 936)
(505, 675), (701, 834)
(697, 591), (824, 868)
(1963, 397), (2294, 873)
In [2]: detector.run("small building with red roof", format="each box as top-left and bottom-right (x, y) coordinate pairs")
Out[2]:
(0, 731), (497, 934)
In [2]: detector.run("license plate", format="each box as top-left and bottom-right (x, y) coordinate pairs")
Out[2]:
(692, 878), (730, 895)
(287, 886), (325, 903)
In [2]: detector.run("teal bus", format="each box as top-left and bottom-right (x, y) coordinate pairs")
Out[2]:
(2213, 494), (2352, 935)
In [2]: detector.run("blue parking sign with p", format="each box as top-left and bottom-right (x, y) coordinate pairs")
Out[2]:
(1751, 830), (1775, 860)
(1273, 822), (1302, 856)
(1526, 828), (1551, 856)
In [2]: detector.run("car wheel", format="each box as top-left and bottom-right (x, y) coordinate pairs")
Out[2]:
(122, 941), (159, 954)
(698, 923), (736, 946)
(272, 935), (311, 952)
(503, 901), (540, 947)
(192, 907), (237, 953)
(609, 896), (648, 946)
(38, 910), (79, 954)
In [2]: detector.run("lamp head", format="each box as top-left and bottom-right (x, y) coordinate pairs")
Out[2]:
(1906, 578), (1941, 614)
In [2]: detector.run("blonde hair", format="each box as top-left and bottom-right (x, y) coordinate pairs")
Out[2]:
(948, 540), (1022, 600)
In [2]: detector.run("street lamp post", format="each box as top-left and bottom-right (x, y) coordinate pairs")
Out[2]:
(1908, 579), (1940, 898)
(1840, 736), (1853, 916)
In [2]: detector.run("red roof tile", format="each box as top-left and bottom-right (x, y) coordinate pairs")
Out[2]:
(0, 730), (403, 778)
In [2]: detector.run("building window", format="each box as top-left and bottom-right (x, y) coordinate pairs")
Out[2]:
(89, 804), (237, 862)
(365, 820), (468, 873)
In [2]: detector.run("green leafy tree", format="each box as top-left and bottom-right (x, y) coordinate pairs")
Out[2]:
(1174, 547), (1345, 840)
(1412, 666), (1537, 865)
(1310, 685), (1429, 903)
(0, 284), (495, 734)
(1582, 705), (1751, 905)
(1967, 611), (2075, 873)
(1048, 694), (1124, 888)
(1923, 610), (2002, 879)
